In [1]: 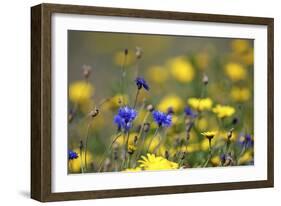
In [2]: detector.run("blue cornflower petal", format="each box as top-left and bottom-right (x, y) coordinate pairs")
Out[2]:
(152, 110), (172, 128)
(68, 150), (78, 160)
(135, 77), (149, 91)
(114, 106), (137, 132)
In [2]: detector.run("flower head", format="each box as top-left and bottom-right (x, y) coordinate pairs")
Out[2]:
(69, 81), (94, 104)
(212, 104), (235, 118)
(188, 97), (212, 112)
(68, 150), (78, 160)
(201, 131), (216, 140)
(138, 153), (179, 170)
(168, 56), (195, 83)
(225, 62), (246, 81)
(135, 77), (149, 90)
(152, 110), (172, 127)
(184, 106), (197, 118)
(158, 95), (184, 113)
(114, 106), (137, 131)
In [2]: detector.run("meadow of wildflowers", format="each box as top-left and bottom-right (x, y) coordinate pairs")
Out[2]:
(67, 31), (254, 174)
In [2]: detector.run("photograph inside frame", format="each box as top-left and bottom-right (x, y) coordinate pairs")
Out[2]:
(67, 30), (254, 174)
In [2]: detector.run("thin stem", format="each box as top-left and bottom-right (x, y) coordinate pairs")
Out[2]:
(147, 127), (160, 153)
(84, 121), (92, 171)
(203, 139), (212, 167)
(80, 147), (84, 173)
(153, 129), (167, 154)
(98, 133), (121, 172)
(133, 89), (140, 109)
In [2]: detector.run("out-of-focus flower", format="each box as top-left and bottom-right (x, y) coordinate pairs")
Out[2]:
(212, 104), (235, 118)
(138, 153), (179, 170)
(168, 56), (195, 83)
(201, 131), (216, 141)
(115, 132), (138, 146)
(68, 150), (79, 160)
(230, 87), (251, 102)
(196, 118), (208, 130)
(146, 66), (168, 84)
(69, 81), (94, 104)
(113, 50), (135, 66)
(107, 94), (128, 109)
(184, 106), (197, 118)
(186, 143), (200, 153)
(231, 39), (250, 54)
(195, 51), (210, 71)
(144, 136), (166, 155)
(238, 150), (253, 165)
(152, 110), (172, 127)
(242, 48), (254, 65)
(188, 97), (213, 112)
(135, 77), (149, 90)
(225, 62), (246, 81)
(114, 106), (137, 131)
(238, 134), (254, 148)
(211, 155), (221, 166)
(68, 149), (93, 173)
(158, 95), (184, 113)
(123, 167), (142, 172)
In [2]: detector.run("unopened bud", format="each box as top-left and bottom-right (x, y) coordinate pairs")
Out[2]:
(147, 104), (154, 112)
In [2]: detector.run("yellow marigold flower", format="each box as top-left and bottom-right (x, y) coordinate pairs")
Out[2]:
(68, 148), (93, 173)
(158, 95), (184, 113)
(147, 66), (168, 84)
(69, 81), (93, 104)
(225, 62), (246, 81)
(188, 97), (213, 112)
(201, 131), (216, 140)
(231, 39), (250, 54)
(168, 56), (195, 83)
(113, 50), (135, 66)
(212, 104), (235, 118)
(123, 167), (142, 172)
(230, 87), (251, 102)
(238, 150), (253, 165)
(138, 153), (179, 171)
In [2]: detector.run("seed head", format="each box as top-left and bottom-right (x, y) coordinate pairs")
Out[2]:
(82, 64), (92, 79)
(147, 104), (154, 112)
(135, 47), (143, 59)
(202, 74), (209, 85)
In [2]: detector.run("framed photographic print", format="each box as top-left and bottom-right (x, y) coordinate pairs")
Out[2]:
(31, 3), (274, 202)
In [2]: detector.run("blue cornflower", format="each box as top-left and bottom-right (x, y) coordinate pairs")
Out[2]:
(237, 133), (253, 148)
(152, 110), (172, 127)
(114, 106), (137, 131)
(135, 77), (149, 91)
(184, 106), (197, 118)
(68, 150), (78, 160)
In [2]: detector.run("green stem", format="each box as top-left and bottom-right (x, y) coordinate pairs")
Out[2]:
(98, 133), (121, 172)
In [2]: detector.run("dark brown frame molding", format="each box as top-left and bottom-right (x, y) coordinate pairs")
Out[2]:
(31, 3), (274, 202)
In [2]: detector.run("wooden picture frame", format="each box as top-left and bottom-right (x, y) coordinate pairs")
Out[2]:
(31, 3), (274, 202)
